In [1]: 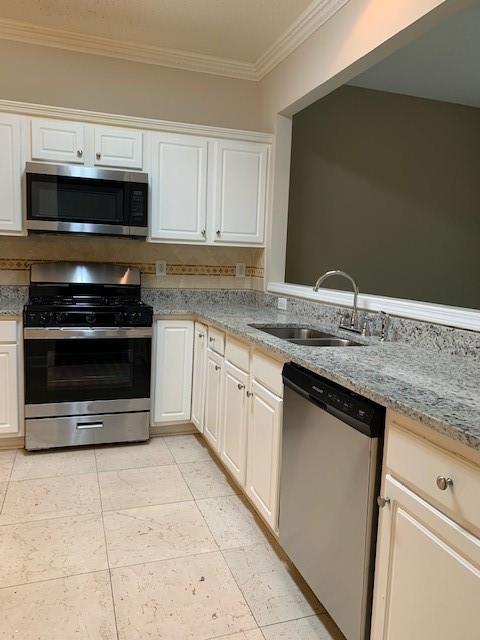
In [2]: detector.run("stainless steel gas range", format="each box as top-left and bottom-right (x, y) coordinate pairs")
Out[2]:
(23, 262), (153, 450)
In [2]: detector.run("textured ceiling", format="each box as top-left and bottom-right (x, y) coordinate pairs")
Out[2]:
(0, 0), (313, 62)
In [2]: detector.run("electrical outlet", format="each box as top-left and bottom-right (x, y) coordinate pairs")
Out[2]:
(277, 297), (288, 311)
(155, 261), (167, 277)
(235, 263), (246, 278)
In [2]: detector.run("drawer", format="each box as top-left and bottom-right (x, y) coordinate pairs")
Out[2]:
(207, 327), (225, 356)
(0, 321), (17, 343)
(252, 351), (283, 397)
(386, 423), (480, 534)
(225, 336), (250, 372)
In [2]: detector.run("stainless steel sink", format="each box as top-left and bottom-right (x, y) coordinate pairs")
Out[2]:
(289, 338), (362, 347)
(249, 325), (335, 340)
(249, 325), (364, 347)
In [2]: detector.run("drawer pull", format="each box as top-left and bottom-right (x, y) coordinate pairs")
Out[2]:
(436, 476), (453, 491)
(214, 364), (221, 371)
(377, 496), (391, 508)
(246, 391), (253, 398)
(237, 383), (245, 390)
(76, 421), (103, 430)
(209, 336), (215, 343)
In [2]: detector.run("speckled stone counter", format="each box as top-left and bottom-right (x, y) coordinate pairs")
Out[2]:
(144, 292), (480, 452)
(0, 286), (27, 317)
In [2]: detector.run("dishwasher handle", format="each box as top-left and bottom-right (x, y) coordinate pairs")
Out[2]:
(282, 362), (385, 438)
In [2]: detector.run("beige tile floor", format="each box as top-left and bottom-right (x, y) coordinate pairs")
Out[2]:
(0, 435), (345, 640)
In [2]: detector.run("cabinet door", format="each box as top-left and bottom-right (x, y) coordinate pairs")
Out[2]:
(94, 126), (143, 169)
(211, 140), (268, 245)
(203, 348), (223, 452)
(150, 133), (208, 242)
(0, 115), (24, 234)
(153, 320), (193, 424)
(220, 361), (248, 485)
(191, 322), (207, 433)
(245, 380), (282, 530)
(371, 474), (480, 640)
(0, 344), (19, 436)
(31, 118), (85, 164)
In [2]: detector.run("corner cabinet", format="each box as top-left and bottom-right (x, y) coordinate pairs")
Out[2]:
(152, 320), (194, 424)
(210, 140), (268, 245)
(149, 133), (208, 242)
(0, 114), (25, 235)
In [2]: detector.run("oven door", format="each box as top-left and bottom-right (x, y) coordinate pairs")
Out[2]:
(24, 328), (151, 418)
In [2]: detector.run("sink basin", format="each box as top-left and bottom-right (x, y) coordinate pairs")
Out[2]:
(249, 325), (335, 340)
(289, 338), (363, 347)
(249, 325), (364, 347)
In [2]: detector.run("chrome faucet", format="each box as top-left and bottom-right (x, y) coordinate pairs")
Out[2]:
(313, 269), (360, 333)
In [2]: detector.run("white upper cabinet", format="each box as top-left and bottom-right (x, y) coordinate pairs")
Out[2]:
(211, 140), (268, 245)
(0, 114), (25, 234)
(94, 126), (143, 169)
(153, 320), (194, 424)
(150, 133), (208, 242)
(31, 118), (85, 164)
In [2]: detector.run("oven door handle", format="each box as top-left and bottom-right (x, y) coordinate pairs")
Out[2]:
(24, 327), (152, 339)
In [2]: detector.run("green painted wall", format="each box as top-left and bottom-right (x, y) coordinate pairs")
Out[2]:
(285, 85), (480, 309)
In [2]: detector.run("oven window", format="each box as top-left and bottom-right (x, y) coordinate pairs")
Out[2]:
(25, 338), (151, 404)
(27, 175), (125, 225)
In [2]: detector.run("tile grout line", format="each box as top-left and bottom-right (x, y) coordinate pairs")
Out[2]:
(94, 448), (121, 640)
(0, 567), (113, 593)
(0, 449), (18, 514)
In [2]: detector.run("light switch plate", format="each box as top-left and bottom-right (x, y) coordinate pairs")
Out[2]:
(155, 261), (167, 277)
(235, 263), (246, 278)
(277, 297), (288, 311)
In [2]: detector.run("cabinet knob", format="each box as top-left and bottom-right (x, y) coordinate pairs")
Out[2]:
(436, 476), (453, 491)
(246, 391), (253, 398)
(201, 229), (206, 237)
(237, 383), (245, 391)
(209, 336), (215, 343)
(198, 333), (204, 338)
(96, 152), (101, 160)
(214, 364), (221, 371)
(77, 149), (83, 157)
(377, 496), (390, 508)
(216, 229), (221, 236)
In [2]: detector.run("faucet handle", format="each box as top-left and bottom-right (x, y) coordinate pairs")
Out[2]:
(379, 311), (390, 342)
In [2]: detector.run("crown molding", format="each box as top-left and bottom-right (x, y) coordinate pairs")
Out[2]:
(0, 0), (350, 81)
(0, 98), (273, 143)
(0, 17), (257, 80)
(256, 0), (350, 78)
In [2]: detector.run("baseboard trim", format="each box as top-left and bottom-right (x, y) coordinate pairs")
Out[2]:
(150, 422), (197, 437)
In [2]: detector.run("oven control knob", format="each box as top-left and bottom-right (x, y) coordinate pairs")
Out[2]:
(39, 312), (51, 325)
(85, 314), (96, 325)
(55, 312), (66, 325)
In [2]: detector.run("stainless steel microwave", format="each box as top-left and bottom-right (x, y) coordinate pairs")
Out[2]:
(26, 162), (148, 238)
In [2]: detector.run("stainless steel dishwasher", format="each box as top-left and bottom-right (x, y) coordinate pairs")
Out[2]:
(279, 363), (385, 640)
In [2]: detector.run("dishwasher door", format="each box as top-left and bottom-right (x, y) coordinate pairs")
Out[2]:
(279, 376), (382, 640)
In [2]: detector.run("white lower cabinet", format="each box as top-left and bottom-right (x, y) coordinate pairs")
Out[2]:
(246, 379), (282, 530)
(203, 348), (223, 452)
(0, 321), (21, 437)
(153, 320), (194, 424)
(220, 361), (249, 485)
(191, 322), (207, 433)
(371, 473), (480, 640)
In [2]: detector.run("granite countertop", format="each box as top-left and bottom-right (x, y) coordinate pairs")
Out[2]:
(153, 301), (480, 452)
(0, 286), (27, 318)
